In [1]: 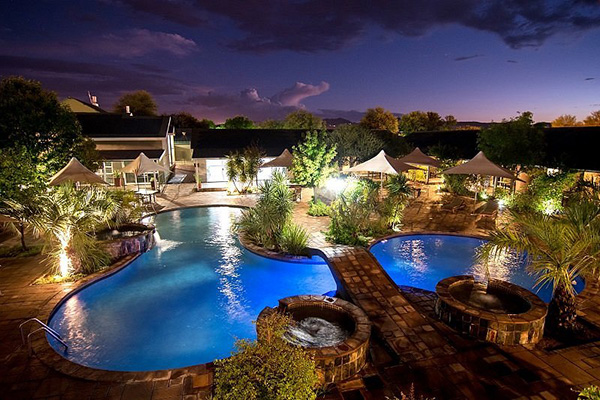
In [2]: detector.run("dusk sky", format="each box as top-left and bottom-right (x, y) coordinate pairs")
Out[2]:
(1, 0), (599, 123)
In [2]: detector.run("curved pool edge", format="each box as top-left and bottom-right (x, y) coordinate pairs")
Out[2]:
(36, 205), (336, 381)
(31, 253), (217, 383)
(367, 231), (598, 304)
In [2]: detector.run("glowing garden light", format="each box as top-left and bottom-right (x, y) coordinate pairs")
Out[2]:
(326, 177), (348, 194)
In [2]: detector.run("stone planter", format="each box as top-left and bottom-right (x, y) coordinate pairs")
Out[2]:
(435, 275), (547, 345)
(96, 223), (155, 261)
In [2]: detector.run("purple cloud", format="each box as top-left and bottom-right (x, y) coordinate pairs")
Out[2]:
(182, 82), (331, 122)
(16, 29), (197, 58)
(116, 0), (600, 52)
(454, 54), (484, 61)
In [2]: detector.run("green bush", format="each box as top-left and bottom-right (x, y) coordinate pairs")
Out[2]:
(236, 172), (296, 251)
(214, 312), (318, 400)
(307, 198), (330, 216)
(327, 179), (385, 246)
(279, 223), (309, 256)
(506, 170), (578, 214)
(579, 385), (600, 400)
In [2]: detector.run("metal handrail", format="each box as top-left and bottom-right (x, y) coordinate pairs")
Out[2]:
(19, 318), (68, 356)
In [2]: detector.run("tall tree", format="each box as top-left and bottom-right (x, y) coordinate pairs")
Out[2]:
(584, 110), (600, 126)
(171, 112), (215, 129)
(258, 119), (285, 129)
(328, 124), (384, 167)
(0, 77), (99, 200)
(283, 110), (326, 130)
(113, 90), (158, 116)
(477, 111), (545, 169)
(360, 107), (399, 133)
(552, 114), (579, 127)
(398, 111), (456, 133)
(291, 130), (337, 197)
(224, 115), (255, 129)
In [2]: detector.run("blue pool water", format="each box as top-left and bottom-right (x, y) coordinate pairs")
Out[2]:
(369, 234), (584, 303)
(48, 207), (336, 371)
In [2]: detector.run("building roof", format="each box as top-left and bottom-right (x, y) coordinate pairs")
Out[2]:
(191, 129), (306, 158)
(544, 126), (600, 171)
(98, 149), (165, 160)
(77, 114), (171, 138)
(63, 97), (107, 113)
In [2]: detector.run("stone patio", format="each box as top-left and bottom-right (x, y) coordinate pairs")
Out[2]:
(1, 186), (600, 399)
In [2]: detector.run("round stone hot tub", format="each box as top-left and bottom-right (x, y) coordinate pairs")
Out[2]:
(257, 295), (371, 385)
(435, 275), (547, 345)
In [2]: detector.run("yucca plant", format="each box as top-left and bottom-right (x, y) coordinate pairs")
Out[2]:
(236, 171), (294, 250)
(279, 223), (309, 256)
(478, 199), (600, 332)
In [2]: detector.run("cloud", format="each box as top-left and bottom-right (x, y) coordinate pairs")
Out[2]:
(182, 81), (331, 122)
(18, 29), (197, 58)
(270, 82), (330, 107)
(0, 55), (192, 108)
(507, 60), (518, 63)
(454, 54), (483, 61)
(585, 77), (595, 81)
(111, 0), (207, 27)
(117, 0), (600, 52)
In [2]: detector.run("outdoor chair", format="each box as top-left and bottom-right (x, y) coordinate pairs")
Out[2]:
(471, 199), (498, 217)
(441, 197), (465, 213)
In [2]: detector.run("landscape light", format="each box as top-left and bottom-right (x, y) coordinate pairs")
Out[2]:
(326, 177), (347, 194)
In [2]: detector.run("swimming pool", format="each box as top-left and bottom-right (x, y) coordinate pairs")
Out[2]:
(47, 207), (336, 371)
(369, 234), (584, 303)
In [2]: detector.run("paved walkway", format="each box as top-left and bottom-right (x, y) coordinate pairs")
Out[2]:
(1, 187), (600, 399)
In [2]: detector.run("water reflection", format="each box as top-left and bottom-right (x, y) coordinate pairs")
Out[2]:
(206, 209), (250, 323)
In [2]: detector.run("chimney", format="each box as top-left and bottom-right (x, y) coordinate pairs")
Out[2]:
(87, 91), (99, 107)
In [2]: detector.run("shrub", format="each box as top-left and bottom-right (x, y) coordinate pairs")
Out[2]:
(236, 172), (295, 250)
(214, 312), (318, 400)
(307, 198), (330, 216)
(579, 385), (600, 400)
(327, 179), (385, 246)
(279, 223), (309, 256)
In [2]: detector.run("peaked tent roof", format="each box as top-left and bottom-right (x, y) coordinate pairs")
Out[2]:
(398, 147), (441, 168)
(48, 157), (108, 186)
(441, 151), (519, 180)
(261, 148), (293, 168)
(347, 150), (412, 174)
(121, 152), (171, 176)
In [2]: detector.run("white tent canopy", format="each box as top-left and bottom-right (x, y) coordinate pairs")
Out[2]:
(347, 150), (412, 175)
(121, 152), (171, 176)
(442, 151), (519, 180)
(49, 157), (108, 186)
(398, 147), (441, 168)
(261, 148), (293, 168)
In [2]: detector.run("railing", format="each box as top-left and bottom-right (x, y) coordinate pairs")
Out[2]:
(19, 318), (68, 356)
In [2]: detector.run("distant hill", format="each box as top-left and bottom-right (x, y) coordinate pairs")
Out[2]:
(324, 118), (353, 128)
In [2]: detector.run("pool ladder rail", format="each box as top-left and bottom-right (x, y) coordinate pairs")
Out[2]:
(19, 318), (68, 356)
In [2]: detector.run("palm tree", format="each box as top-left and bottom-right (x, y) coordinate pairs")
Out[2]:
(0, 195), (42, 251)
(478, 201), (600, 332)
(32, 185), (119, 276)
(383, 174), (412, 230)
